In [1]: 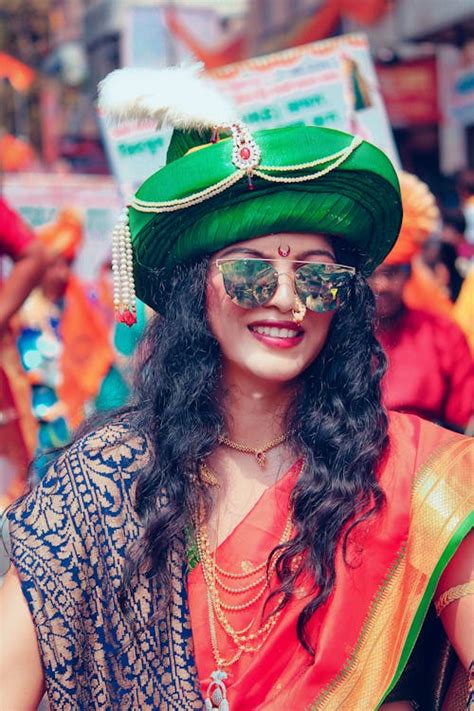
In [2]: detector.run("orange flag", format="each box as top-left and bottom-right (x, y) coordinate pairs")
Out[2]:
(342, 0), (390, 24)
(59, 275), (114, 429)
(0, 52), (36, 92)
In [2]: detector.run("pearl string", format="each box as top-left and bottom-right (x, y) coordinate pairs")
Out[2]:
(131, 169), (245, 213)
(253, 136), (362, 184)
(258, 135), (362, 171)
(111, 207), (137, 325)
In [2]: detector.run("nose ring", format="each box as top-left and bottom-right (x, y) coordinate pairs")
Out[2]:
(292, 295), (306, 324)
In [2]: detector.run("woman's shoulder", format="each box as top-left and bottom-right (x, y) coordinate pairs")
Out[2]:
(8, 419), (152, 543)
(73, 416), (149, 456)
(67, 418), (151, 483)
(386, 411), (472, 488)
(388, 410), (468, 449)
(56, 418), (151, 516)
(5, 420), (154, 687)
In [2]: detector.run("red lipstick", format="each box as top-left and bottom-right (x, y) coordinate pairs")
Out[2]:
(247, 320), (304, 350)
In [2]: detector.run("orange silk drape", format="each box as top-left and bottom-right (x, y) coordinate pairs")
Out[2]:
(188, 412), (472, 709)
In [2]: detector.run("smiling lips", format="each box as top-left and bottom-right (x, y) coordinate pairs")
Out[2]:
(248, 320), (304, 349)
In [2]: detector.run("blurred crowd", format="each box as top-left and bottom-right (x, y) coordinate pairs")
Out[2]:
(0, 198), (147, 506)
(0, 165), (473, 507)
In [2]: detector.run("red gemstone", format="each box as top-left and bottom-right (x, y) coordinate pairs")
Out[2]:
(240, 147), (251, 160)
(117, 309), (137, 327)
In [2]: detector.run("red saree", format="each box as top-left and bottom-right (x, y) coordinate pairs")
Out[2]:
(188, 412), (473, 709)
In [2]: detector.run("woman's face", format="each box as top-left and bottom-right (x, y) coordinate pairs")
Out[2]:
(206, 233), (337, 385)
(41, 254), (74, 302)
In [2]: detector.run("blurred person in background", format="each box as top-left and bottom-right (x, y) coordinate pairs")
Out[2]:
(457, 168), (474, 248)
(438, 207), (473, 353)
(417, 235), (464, 305)
(400, 175), (454, 320)
(441, 207), (473, 259)
(409, 211), (473, 350)
(0, 197), (46, 507)
(369, 173), (474, 432)
(16, 209), (113, 475)
(0, 198), (46, 335)
(453, 266), (474, 356)
(419, 208), (469, 306)
(437, 240), (464, 301)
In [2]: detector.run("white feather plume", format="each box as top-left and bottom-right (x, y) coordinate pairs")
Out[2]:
(98, 64), (237, 130)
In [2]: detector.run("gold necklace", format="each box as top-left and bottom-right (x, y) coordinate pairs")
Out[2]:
(195, 508), (292, 643)
(195, 498), (293, 597)
(216, 572), (267, 594)
(213, 515), (293, 594)
(196, 456), (303, 710)
(218, 432), (290, 467)
(195, 459), (285, 598)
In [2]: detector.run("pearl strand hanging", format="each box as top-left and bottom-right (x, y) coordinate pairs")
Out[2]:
(111, 207), (137, 326)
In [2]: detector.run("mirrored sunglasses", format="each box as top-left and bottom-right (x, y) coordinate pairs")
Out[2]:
(215, 258), (356, 313)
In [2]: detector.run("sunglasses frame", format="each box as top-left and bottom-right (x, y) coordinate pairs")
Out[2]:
(215, 257), (356, 312)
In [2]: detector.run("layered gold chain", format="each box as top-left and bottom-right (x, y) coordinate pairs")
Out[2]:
(194, 503), (293, 668)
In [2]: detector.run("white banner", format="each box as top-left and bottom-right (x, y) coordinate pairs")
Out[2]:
(101, 33), (398, 198)
(3, 174), (121, 281)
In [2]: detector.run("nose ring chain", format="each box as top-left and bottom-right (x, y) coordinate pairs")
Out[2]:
(292, 295), (306, 324)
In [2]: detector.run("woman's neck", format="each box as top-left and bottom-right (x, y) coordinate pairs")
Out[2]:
(220, 364), (295, 447)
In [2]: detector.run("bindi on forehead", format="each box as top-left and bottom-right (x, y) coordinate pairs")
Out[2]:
(217, 241), (336, 262)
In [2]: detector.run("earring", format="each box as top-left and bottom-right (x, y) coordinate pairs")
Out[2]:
(292, 295), (307, 324)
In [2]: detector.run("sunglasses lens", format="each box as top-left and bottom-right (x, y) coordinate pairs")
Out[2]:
(219, 260), (277, 308)
(295, 264), (353, 313)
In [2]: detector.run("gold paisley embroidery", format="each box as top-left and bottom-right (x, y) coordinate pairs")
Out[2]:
(8, 422), (204, 710)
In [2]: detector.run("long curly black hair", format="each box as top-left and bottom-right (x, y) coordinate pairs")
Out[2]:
(117, 246), (389, 656)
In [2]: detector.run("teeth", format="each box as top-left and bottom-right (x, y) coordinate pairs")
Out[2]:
(252, 326), (300, 338)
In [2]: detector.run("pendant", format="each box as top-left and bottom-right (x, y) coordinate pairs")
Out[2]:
(255, 450), (266, 467)
(205, 670), (230, 711)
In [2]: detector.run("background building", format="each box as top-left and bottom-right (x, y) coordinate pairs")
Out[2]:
(1, 0), (472, 199)
(343, 0), (474, 200)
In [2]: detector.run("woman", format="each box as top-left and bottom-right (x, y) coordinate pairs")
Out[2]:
(1, 67), (472, 710)
(368, 172), (474, 432)
(0, 196), (46, 507)
(15, 209), (113, 467)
